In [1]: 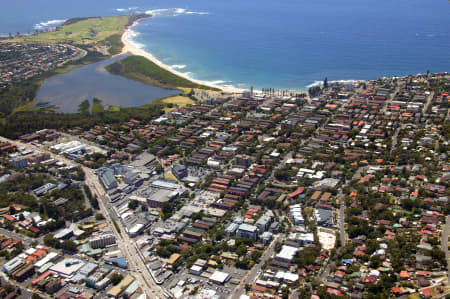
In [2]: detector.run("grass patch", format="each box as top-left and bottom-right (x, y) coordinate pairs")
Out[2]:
(105, 55), (221, 90)
(165, 172), (177, 181)
(160, 95), (195, 112)
(162, 96), (195, 106)
(6, 15), (130, 48)
(103, 34), (123, 55)
(108, 105), (121, 112)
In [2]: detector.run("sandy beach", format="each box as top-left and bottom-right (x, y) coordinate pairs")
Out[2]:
(120, 22), (244, 93)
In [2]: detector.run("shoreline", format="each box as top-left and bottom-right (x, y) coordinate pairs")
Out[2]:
(120, 20), (245, 93)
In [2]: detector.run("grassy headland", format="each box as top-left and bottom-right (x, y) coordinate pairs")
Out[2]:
(7, 15), (132, 54)
(105, 55), (220, 91)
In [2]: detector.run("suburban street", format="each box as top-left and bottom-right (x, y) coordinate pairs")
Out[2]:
(441, 215), (450, 283)
(230, 234), (283, 299)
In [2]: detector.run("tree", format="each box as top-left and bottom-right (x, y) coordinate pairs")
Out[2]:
(61, 240), (77, 252)
(128, 200), (138, 210)
(43, 234), (59, 248)
(323, 77), (328, 89)
(8, 206), (16, 215)
(78, 99), (90, 114)
(111, 273), (123, 285)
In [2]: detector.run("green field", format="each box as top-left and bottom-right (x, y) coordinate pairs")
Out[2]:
(6, 15), (130, 54)
(106, 55), (221, 90)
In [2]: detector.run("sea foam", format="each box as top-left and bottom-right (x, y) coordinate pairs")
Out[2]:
(33, 19), (66, 30)
(170, 65), (187, 70)
(145, 8), (209, 17)
(116, 7), (139, 13)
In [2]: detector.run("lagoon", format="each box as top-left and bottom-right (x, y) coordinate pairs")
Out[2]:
(36, 55), (180, 113)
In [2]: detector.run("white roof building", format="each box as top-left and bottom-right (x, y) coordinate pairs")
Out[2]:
(209, 270), (231, 284)
(275, 245), (298, 263)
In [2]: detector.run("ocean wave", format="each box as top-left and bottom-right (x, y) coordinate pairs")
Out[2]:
(127, 30), (140, 38)
(145, 8), (209, 17)
(180, 72), (193, 77)
(306, 79), (360, 88)
(170, 64), (187, 70)
(126, 37), (146, 51)
(201, 80), (230, 86)
(33, 19), (66, 30)
(116, 7), (139, 12)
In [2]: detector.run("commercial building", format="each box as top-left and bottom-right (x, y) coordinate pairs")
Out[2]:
(190, 265), (203, 276)
(11, 156), (28, 169)
(107, 275), (134, 298)
(209, 270), (231, 284)
(146, 180), (185, 208)
(13, 264), (35, 282)
(172, 164), (188, 179)
(49, 258), (85, 277)
(97, 167), (118, 190)
(90, 234), (116, 249)
(275, 245), (299, 264)
(3, 256), (24, 275)
(123, 172), (139, 185)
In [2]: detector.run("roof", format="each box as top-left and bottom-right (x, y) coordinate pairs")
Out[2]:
(49, 258), (85, 277)
(238, 223), (258, 233)
(209, 270), (230, 283)
(167, 253), (181, 265)
(288, 187), (304, 198)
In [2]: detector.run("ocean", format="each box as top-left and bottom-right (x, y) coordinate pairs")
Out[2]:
(1, 0), (449, 90)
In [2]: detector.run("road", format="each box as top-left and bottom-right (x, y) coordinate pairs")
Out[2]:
(318, 166), (366, 282)
(381, 84), (400, 113)
(390, 124), (407, 154)
(86, 169), (167, 298)
(230, 234), (283, 299)
(422, 91), (434, 115)
(0, 227), (35, 246)
(0, 136), (167, 298)
(441, 215), (450, 283)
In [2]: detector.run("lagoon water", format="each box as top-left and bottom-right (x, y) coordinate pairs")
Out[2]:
(1, 0), (449, 90)
(36, 55), (180, 113)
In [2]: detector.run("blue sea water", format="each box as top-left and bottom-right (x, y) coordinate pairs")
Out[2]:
(1, 0), (449, 90)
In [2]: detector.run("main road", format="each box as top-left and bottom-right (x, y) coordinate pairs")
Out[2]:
(0, 136), (167, 298)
